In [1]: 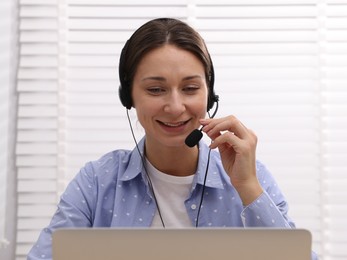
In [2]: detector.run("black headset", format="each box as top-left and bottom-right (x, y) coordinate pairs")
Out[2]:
(118, 40), (219, 111)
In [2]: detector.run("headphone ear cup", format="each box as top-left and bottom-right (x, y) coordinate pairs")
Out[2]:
(207, 97), (211, 111)
(207, 93), (214, 111)
(118, 84), (132, 110)
(118, 39), (132, 109)
(207, 54), (216, 112)
(207, 94), (215, 111)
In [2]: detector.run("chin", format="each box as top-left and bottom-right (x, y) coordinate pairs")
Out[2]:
(158, 136), (188, 148)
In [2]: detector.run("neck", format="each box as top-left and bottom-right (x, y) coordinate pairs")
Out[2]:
(144, 140), (199, 177)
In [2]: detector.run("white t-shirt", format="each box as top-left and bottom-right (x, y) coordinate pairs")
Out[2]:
(145, 159), (195, 228)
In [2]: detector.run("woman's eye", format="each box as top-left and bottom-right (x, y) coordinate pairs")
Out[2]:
(183, 85), (199, 93)
(148, 87), (165, 95)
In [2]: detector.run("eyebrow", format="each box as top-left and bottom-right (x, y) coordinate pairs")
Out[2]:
(141, 75), (203, 82)
(141, 76), (166, 82)
(183, 75), (203, 81)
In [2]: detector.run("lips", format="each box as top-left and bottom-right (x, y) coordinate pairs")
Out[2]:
(161, 121), (187, 127)
(157, 119), (190, 128)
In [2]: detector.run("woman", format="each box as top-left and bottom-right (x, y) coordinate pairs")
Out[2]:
(28, 18), (317, 259)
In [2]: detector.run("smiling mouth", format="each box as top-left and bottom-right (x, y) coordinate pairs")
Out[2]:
(158, 120), (190, 127)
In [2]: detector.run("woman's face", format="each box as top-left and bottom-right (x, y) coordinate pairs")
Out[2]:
(132, 44), (208, 148)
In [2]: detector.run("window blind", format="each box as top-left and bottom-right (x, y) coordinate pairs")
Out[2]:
(16, 0), (59, 258)
(322, 1), (347, 259)
(15, 1), (347, 260)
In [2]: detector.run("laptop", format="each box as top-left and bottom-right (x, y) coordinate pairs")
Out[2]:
(52, 228), (312, 260)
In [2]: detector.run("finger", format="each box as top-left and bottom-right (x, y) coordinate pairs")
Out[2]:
(211, 131), (257, 156)
(204, 128), (221, 145)
(209, 131), (241, 150)
(202, 116), (250, 139)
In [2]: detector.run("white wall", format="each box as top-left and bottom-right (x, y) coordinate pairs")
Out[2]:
(0, 0), (18, 260)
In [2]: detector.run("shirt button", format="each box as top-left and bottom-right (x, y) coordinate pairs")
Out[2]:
(191, 204), (197, 210)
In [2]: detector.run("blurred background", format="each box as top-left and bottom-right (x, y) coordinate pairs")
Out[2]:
(1, 0), (347, 259)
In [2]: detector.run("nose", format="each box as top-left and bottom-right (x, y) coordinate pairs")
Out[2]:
(163, 91), (185, 115)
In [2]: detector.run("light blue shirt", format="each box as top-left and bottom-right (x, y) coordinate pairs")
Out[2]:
(27, 138), (317, 259)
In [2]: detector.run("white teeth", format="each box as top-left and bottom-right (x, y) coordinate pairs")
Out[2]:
(163, 122), (185, 127)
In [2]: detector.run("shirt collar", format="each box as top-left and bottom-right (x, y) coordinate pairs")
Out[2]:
(120, 137), (225, 190)
(120, 138), (146, 181)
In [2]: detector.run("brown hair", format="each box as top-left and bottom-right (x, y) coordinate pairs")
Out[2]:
(118, 18), (216, 110)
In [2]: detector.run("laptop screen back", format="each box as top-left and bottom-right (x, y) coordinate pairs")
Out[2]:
(52, 228), (312, 260)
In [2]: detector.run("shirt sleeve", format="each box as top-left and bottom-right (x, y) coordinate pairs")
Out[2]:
(240, 161), (295, 228)
(27, 163), (96, 260)
(240, 162), (320, 260)
(240, 191), (293, 228)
